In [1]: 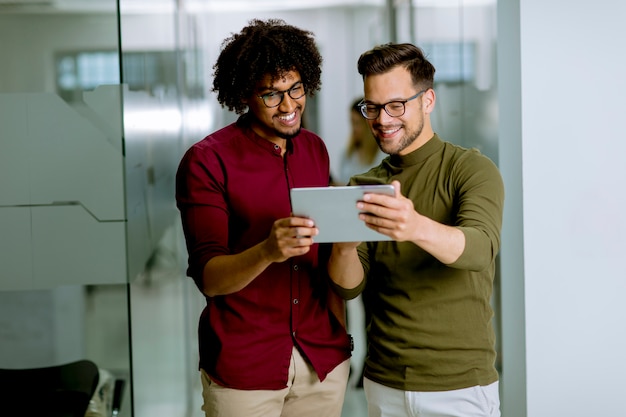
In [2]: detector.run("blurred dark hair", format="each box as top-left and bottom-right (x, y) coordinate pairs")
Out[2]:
(212, 18), (323, 114)
(351, 97), (363, 113)
(357, 43), (435, 91)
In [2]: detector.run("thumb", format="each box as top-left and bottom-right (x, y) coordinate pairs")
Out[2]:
(391, 180), (402, 198)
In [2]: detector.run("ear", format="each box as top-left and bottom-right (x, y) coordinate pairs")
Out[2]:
(423, 88), (436, 114)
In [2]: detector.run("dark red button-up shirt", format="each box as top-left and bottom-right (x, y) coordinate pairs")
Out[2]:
(175, 116), (351, 390)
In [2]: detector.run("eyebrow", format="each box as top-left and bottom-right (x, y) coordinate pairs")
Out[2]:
(363, 97), (405, 104)
(258, 80), (302, 94)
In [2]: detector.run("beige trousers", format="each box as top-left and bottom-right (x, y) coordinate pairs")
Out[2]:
(200, 346), (350, 417)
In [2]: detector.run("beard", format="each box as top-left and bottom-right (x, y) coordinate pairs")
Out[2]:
(276, 126), (301, 140)
(375, 116), (424, 155)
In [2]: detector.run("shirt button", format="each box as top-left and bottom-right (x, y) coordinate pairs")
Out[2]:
(293, 264), (299, 271)
(293, 298), (299, 304)
(292, 331), (296, 338)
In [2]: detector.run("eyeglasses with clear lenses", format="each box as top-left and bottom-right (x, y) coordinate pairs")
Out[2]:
(257, 82), (306, 108)
(358, 89), (427, 120)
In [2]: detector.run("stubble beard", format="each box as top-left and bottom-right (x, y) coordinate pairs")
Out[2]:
(376, 117), (424, 155)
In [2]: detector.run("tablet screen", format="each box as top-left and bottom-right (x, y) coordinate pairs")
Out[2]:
(290, 185), (394, 243)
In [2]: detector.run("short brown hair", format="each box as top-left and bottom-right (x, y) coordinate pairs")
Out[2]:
(357, 43), (435, 91)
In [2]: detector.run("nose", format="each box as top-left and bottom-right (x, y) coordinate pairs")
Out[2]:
(279, 93), (301, 112)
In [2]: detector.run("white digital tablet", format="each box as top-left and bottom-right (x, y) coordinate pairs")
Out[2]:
(290, 184), (395, 243)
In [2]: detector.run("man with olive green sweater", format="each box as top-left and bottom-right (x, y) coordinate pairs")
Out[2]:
(328, 43), (504, 417)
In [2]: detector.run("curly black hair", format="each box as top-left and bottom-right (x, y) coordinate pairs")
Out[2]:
(212, 18), (323, 114)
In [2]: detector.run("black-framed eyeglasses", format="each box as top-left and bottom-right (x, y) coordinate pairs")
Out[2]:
(358, 89), (427, 120)
(256, 82), (306, 108)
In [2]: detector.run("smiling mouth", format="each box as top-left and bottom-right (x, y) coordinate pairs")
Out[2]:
(378, 126), (402, 136)
(278, 112), (297, 122)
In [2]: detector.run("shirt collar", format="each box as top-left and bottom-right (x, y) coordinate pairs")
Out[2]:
(237, 113), (294, 156)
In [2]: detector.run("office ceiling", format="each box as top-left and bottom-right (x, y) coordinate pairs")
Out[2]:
(0, 0), (381, 14)
(0, 0), (495, 14)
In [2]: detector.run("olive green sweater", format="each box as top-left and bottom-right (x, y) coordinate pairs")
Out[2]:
(336, 134), (504, 392)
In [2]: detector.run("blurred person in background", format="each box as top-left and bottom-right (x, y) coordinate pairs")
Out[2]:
(335, 97), (386, 186)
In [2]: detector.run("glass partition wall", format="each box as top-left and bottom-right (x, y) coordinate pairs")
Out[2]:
(0, 4), (133, 417)
(0, 1), (499, 416)
(0, 1), (208, 416)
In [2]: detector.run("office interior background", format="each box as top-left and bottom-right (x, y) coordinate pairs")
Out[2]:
(1, 0), (624, 416)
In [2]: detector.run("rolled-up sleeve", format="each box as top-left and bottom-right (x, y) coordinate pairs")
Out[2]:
(176, 145), (230, 284)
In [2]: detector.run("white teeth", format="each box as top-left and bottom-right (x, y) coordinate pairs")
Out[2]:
(280, 112), (296, 121)
(381, 127), (400, 134)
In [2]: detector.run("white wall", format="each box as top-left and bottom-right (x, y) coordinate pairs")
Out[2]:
(499, 0), (626, 415)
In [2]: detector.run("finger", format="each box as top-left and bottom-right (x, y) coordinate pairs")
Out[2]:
(391, 180), (402, 198)
(362, 189), (396, 207)
(280, 237), (315, 254)
(357, 201), (389, 219)
(300, 226), (319, 236)
(360, 214), (395, 238)
(293, 235), (316, 247)
(360, 212), (387, 227)
(288, 216), (316, 228)
(274, 219), (317, 238)
(278, 245), (312, 260)
(279, 228), (317, 244)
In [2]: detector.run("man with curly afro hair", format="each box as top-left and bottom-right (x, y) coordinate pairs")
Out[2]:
(175, 19), (351, 417)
